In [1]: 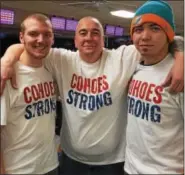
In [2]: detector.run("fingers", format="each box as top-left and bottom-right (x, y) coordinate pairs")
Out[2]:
(178, 84), (184, 92)
(168, 79), (184, 93)
(161, 73), (172, 87)
(0, 79), (6, 96)
(0, 71), (17, 96)
(11, 73), (17, 89)
(161, 68), (184, 93)
(168, 81), (180, 93)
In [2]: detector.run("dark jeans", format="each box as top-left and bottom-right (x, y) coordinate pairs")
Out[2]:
(44, 167), (59, 175)
(59, 152), (124, 175)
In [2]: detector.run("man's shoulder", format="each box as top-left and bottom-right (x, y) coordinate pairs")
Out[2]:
(117, 44), (136, 51)
(48, 48), (77, 59)
(108, 45), (140, 62)
(106, 45), (137, 55)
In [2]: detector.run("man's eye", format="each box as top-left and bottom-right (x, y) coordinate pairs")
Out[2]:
(92, 31), (100, 35)
(151, 26), (161, 31)
(134, 28), (142, 33)
(79, 32), (86, 36)
(44, 33), (52, 38)
(29, 32), (38, 37)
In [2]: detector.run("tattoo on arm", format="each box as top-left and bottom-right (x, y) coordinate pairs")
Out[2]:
(169, 36), (184, 55)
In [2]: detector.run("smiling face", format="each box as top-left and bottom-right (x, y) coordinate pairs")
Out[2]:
(20, 17), (54, 60)
(132, 22), (169, 64)
(74, 17), (104, 63)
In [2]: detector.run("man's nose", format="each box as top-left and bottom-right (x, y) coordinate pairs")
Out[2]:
(37, 34), (44, 42)
(141, 29), (151, 40)
(85, 33), (93, 40)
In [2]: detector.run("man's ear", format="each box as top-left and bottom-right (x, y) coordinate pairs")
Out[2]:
(52, 40), (54, 46)
(19, 32), (24, 44)
(74, 35), (77, 48)
(102, 36), (105, 48)
(51, 33), (55, 46)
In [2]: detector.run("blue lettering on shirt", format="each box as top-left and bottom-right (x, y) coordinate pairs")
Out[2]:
(66, 89), (112, 111)
(25, 97), (56, 120)
(127, 96), (161, 123)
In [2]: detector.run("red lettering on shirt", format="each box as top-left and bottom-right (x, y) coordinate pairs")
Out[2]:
(128, 79), (163, 104)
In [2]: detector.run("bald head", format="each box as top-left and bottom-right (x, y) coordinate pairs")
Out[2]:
(74, 16), (105, 63)
(76, 16), (104, 36)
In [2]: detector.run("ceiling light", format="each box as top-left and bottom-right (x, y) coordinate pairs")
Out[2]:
(110, 10), (135, 19)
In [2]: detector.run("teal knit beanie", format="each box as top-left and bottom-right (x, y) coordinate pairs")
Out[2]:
(130, 0), (175, 42)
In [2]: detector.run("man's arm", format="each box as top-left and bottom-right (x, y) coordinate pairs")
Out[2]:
(1, 44), (24, 65)
(169, 36), (184, 54)
(162, 36), (184, 93)
(1, 44), (24, 92)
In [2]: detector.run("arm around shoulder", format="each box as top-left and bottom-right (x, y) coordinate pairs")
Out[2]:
(44, 47), (74, 75)
(1, 44), (24, 66)
(169, 36), (184, 55)
(0, 44), (23, 95)
(162, 36), (184, 93)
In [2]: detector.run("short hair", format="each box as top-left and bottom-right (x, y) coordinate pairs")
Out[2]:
(20, 13), (52, 33)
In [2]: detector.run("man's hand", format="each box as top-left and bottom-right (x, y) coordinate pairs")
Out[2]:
(162, 52), (184, 93)
(1, 60), (17, 95)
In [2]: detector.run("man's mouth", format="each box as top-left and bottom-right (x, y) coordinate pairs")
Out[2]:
(33, 45), (46, 51)
(84, 45), (95, 48)
(139, 45), (153, 47)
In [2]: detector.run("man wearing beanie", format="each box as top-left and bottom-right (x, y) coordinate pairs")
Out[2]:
(124, 0), (184, 174)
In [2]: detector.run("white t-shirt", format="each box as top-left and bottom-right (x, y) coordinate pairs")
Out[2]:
(0, 62), (59, 174)
(45, 45), (140, 165)
(124, 54), (184, 174)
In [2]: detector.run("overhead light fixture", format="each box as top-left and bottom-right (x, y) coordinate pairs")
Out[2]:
(110, 10), (135, 19)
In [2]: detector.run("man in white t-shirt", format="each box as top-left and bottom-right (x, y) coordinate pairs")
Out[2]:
(0, 15), (184, 175)
(0, 14), (59, 174)
(124, 0), (184, 174)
